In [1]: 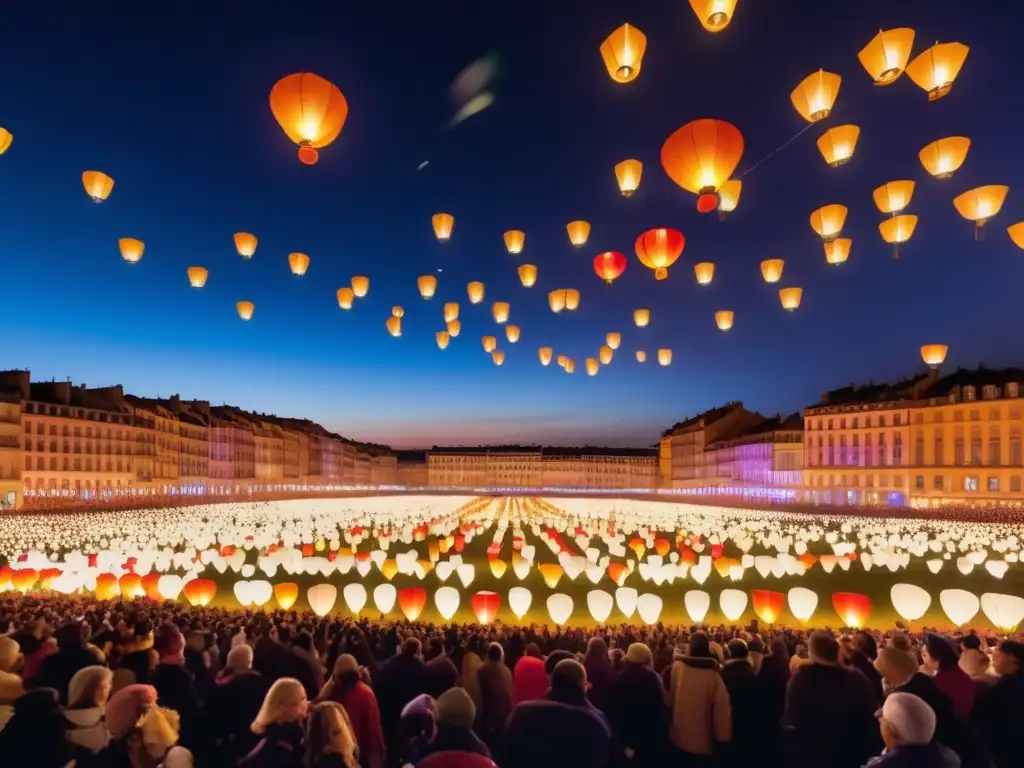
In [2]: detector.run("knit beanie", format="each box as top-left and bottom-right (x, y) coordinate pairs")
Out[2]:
(436, 687), (476, 729)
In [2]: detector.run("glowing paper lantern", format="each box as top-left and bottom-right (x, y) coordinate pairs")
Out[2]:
(237, 301), (255, 321)
(508, 587), (532, 619)
(82, 171), (114, 202)
(684, 590), (711, 622)
(636, 593), (663, 625)
(392, 306), (405, 318)
(269, 72), (348, 164)
(981, 593), (1024, 631)
(564, 359), (576, 374)
(879, 216), (917, 259)
(436, 331), (450, 350)
(399, 587), (427, 621)
(633, 308), (650, 327)
(505, 325), (520, 344)
(752, 590), (784, 623)
(694, 262), (715, 286)
(599, 345), (613, 365)
(187, 266), (208, 288)
(234, 232), (257, 258)
(954, 186), (1009, 236)
(605, 332), (621, 350)
(788, 587), (818, 622)
(565, 289), (580, 310)
(635, 350), (647, 363)
(274, 582), (299, 610)
(939, 589), (980, 627)
(715, 311), (734, 331)
(594, 251), (627, 285)
(307, 583), (338, 617)
(351, 276), (369, 297)
(658, 349), (672, 366)
(905, 42), (969, 101)
(444, 302), (460, 322)
(566, 220), (591, 247)
(417, 275), (438, 299)
(858, 28), (915, 85)
(832, 592), (870, 628)
(336, 288), (354, 309)
(343, 583), (367, 614)
(546, 593), (574, 625)
(600, 24), (647, 84)
(491, 350), (505, 366)
(288, 252), (310, 276)
(503, 230), (525, 255)
(517, 264), (537, 288)
(587, 590), (615, 623)
(539, 563), (564, 589)
(586, 358), (599, 377)
(141, 574), (162, 601)
(661, 119), (744, 213)
(791, 70), (841, 123)
(492, 302), (510, 324)
(386, 316), (401, 338)
(0, 128), (12, 155)
(538, 347), (553, 366)
(919, 137), (970, 179)
(891, 584), (931, 622)
(447, 319), (461, 337)
(615, 159), (643, 197)
(760, 259), (784, 283)
(824, 238), (852, 265)
(717, 180), (741, 215)
(432, 213), (455, 241)
(1008, 222), (1024, 250)
(810, 204), (847, 241)
(119, 238), (144, 264)
(95, 573), (119, 601)
(119, 574), (144, 600)
(874, 181), (916, 214)
(688, 0), (737, 32)
(371, 583), (396, 614)
(817, 125), (860, 167)
(719, 589), (747, 621)
(472, 591), (500, 623)
(548, 290), (566, 314)
(467, 281), (485, 304)
(183, 578), (217, 607)
(779, 287), (802, 312)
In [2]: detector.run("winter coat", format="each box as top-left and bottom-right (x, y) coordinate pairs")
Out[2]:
(373, 652), (428, 748)
(325, 678), (385, 768)
(894, 673), (988, 768)
(607, 662), (669, 766)
(668, 656), (731, 756)
(721, 659), (769, 763)
(476, 659), (513, 744)
(207, 668), (268, 761)
(959, 649), (990, 678)
(971, 673), (1024, 768)
(583, 650), (614, 714)
(863, 743), (962, 768)
(934, 666), (976, 719)
(238, 720), (305, 768)
(30, 646), (103, 704)
(511, 656), (547, 704)
(430, 723), (491, 758)
(504, 699), (611, 768)
(64, 706), (110, 752)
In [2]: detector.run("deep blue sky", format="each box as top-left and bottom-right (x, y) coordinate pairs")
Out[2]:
(1, 1), (1021, 448)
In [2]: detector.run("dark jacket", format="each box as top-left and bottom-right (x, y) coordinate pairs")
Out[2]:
(721, 660), (768, 762)
(607, 662), (668, 766)
(374, 652), (428, 747)
(863, 743), (961, 768)
(584, 650), (614, 714)
(151, 662), (205, 753)
(476, 659), (514, 743)
(238, 720), (305, 768)
(971, 673), (1024, 768)
(430, 723), (491, 758)
(895, 673), (988, 768)
(207, 669), (268, 760)
(504, 699), (611, 768)
(29, 646), (101, 704)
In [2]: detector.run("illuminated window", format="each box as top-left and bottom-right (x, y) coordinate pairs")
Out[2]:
(988, 476), (1000, 492)
(964, 476), (978, 492)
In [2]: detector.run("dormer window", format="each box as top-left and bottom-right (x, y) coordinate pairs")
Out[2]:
(983, 385), (998, 400)
(948, 392), (958, 404)
(1008, 383), (1019, 398)
(964, 386), (976, 402)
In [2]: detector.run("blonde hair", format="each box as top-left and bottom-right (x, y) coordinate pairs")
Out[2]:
(252, 678), (307, 735)
(305, 702), (358, 768)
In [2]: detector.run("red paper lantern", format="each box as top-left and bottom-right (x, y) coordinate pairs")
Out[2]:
(710, 543), (725, 560)
(95, 572), (120, 601)
(399, 587), (427, 621)
(454, 534), (466, 553)
(679, 548), (697, 566)
(472, 591), (501, 624)
(752, 590), (785, 624)
(119, 573), (144, 599)
(183, 578), (217, 607)
(607, 562), (628, 586)
(799, 552), (818, 570)
(0, 566), (12, 591)
(301, 544), (315, 558)
(832, 592), (871, 628)
(141, 573), (162, 601)
(634, 228), (686, 278)
(11, 568), (37, 593)
(593, 251), (628, 285)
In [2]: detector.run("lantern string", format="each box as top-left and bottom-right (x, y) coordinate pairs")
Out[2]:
(737, 123), (816, 180)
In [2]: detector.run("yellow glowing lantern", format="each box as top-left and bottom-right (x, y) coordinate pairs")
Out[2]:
(392, 305), (404, 318)
(816, 125), (860, 167)
(234, 232), (257, 259)
(337, 287), (354, 309)
(760, 259), (784, 283)
(538, 347), (553, 366)
(381, 559), (400, 582)
(636, 350), (647, 363)
(491, 349), (505, 366)
(600, 23), (647, 83)
(351, 275), (369, 297)
(503, 230), (525, 254)
(790, 70), (842, 123)
(288, 252), (310, 276)
(599, 345), (613, 365)
(1008, 222), (1024, 250)
(566, 220), (591, 248)
(873, 181), (915, 215)
(879, 216), (918, 259)
(418, 275), (437, 299)
(717, 179), (742, 215)
(492, 301), (510, 323)
(779, 287), (803, 311)
(825, 238), (852, 265)
(539, 563), (564, 589)
(236, 301), (255, 321)
(274, 583), (299, 610)
(443, 302), (459, 322)
(920, 344), (948, 368)
(482, 335), (497, 353)
(489, 559), (508, 579)
(187, 266), (208, 288)
(605, 332), (621, 350)
(119, 238), (144, 264)
(689, 0), (737, 32)
(565, 289), (580, 310)
(906, 42), (969, 101)
(715, 310), (734, 331)
(82, 171), (114, 202)
(614, 159), (643, 197)
(436, 331), (450, 350)
(505, 325), (520, 343)
(548, 290), (566, 314)
(432, 212), (454, 241)
(981, 593), (1024, 631)
(694, 262), (715, 286)
(633, 308), (650, 327)
(557, 354), (568, 368)
(919, 137), (970, 179)
(386, 315), (401, 337)
(269, 73), (348, 165)
(565, 359), (576, 374)
(518, 264), (537, 287)
(858, 28), (915, 85)
(467, 281), (485, 304)
(586, 358), (599, 376)
(810, 204), (847, 241)
(953, 185), (1008, 237)
(658, 348), (672, 366)
(0, 128), (11, 155)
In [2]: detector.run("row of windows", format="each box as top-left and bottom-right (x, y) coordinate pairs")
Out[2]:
(808, 403), (1023, 432)
(24, 402), (132, 423)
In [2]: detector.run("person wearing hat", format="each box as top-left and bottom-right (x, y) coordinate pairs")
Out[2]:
(431, 687), (490, 758)
(971, 640), (1024, 768)
(721, 638), (767, 767)
(208, 643), (270, 764)
(608, 643), (669, 767)
(864, 692), (960, 768)
(668, 631), (732, 761)
(28, 621), (103, 704)
(64, 665), (113, 753)
(316, 654), (384, 768)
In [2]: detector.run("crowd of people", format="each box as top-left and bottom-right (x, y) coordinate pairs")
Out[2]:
(0, 594), (1022, 768)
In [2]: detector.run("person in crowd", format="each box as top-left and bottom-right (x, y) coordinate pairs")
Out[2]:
(0, 687), (73, 767)
(64, 664), (113, 753)
(668, 631), (731, 763)
(316, 654), (384, 768)
(758, 637), (791, 723)
(782, 630), (880, 768)
(720, 638), (764, 767)
(583, 636), (613, 714)
(208, 642), (269, 763)
(150, 623), (204, 755)
(846, 632), (884, 703)
(959, 635), (992, 680)
(607, 642), (668, 768)
(240, 677), (309, 768)
(29, 621), (104, 703)
(304, 700), (360, 768)
(398, 693), (437, 766)
(971, 640), (1024, 768)
(475, 641), (513, 753)
(424, 653), (460, 700)
(864, 691), (961, 768)
(511, 643), (547, 703)
(431, 687), (491, 758)
(922, 634), (975, 718)
(0, 635), (25, 729)
(291, 631), (326, 701)
(374, 637), (428, 755)
(746, 636), (764, 674)
(504, 659), (610, 768)
(460, 636), (484, 712)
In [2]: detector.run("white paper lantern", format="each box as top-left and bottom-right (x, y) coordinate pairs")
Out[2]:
(719, 589), (748, 621)
(343, 583), (367, 614)
(890, 583), (931, 622)
(985, 560), (1009, 579)
(508, 587), (532, 619)
(684, 590), (711, 622)
(546, 593), (574, 625)
(373, 583), (397, 614)
(157, 575), (184, 601)
(307, 583), (338, 617)
(981, 592), (1024, 631)
(435, 586), (461, 620)
(456, 563), (476, 588)
(615, 587), (638, 619)
(939, 589), (979, 627)
(787, 587), (818, 622)
(637, 593), (663, 625)
(587, 590), (614, 623)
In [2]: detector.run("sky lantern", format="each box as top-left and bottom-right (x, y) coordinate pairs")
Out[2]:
(684, 590), (711, 622)
(809, 204), (847, 241)
(183, 578), (217, 607)
(503, 230), (525, 254)
(751, 590), (784, 624)
(432, 213), (455, 241)
(858, 28), (915, 85)
(446, 319), (461, 337)
(351, 275), (369, 298)
(824, 238), (852, 265)
(564, 359), (576, 374)
(981, 593), (1024, 631)
(444, 302), (460, 322)
(288, 252), (310, 276)
(386, 316), (401, 337)
(593, 251), (627, 285)
(890, 584), (931, 622)
(566, 220), (591, 248)
(586, 358), (599, 376)
(119, 237), (144, 264)
(467, 281), (485, 304)
(274, 583), (299, 610)
(392, 305), (404, 318)
(717, 180), (742, 217)
(508, 587), (532, 620)
(565, 289), (580, 310)
(600, 23), (647, 83)
(720, 589), (748, 621)
(399, 587), (427, 621)
(337, 287), (354, 309)
(492, 301), (510, 323)
(816, 125), (860, 167)
(234, 232), (257, 258)
(82, 171), (114, 202)
(549, 290), (566, 314)
(688, 0), (737, 32)
(787, 587), (818, 622)
(482, 336), (497, 353)
(658, 348), (672, 366)
(920, 344), (948, 368)
(636, 350), (647, 363)
(236, 301), (255, 321)
(614, 159), (643, 197)
(472, 591), (500, 624)
(587, 590), (614, 623)
(905, 42), (969, 101)
(790, 70), (842, 123)
(187, 266), (208, 288)
(939, 589), (979, 627)
(1007, 222), (1024, 249)
(953, 185), (1009, 238)
(873, 181), (915, 215)
(434, 587), (459, 620)
(518, 264), (537, 287)
(538, 347), (553, 366)
(417, 275), (437, 299)
(633, 308), (650, 327)
(546, 594), (574, 625)
(606, 332), (621, 350)
(879, 216), (918, 259)
(436, 331), (450, 350)
(557, 355), (567, 368)
(635, 228), (685, 279)
(505, 325), (520, 343)
(599, 345), (613, 365)
(342, 584), (367, 615)
(715, 310), (734, 331)
(919, 137), (970, 179)
(269, 72), (348, 165)
(760, 259), (784, 283)
(0, 128), (11, 154)
(539, 563), (564, 589)
(694, 262), (715, 286)
(662, 119), (744, 213)
(832, 592), (871, 628)
(779, 287), (802, 311)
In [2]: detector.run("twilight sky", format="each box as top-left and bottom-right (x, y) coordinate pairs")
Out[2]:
(1, 0), (1022, 449)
